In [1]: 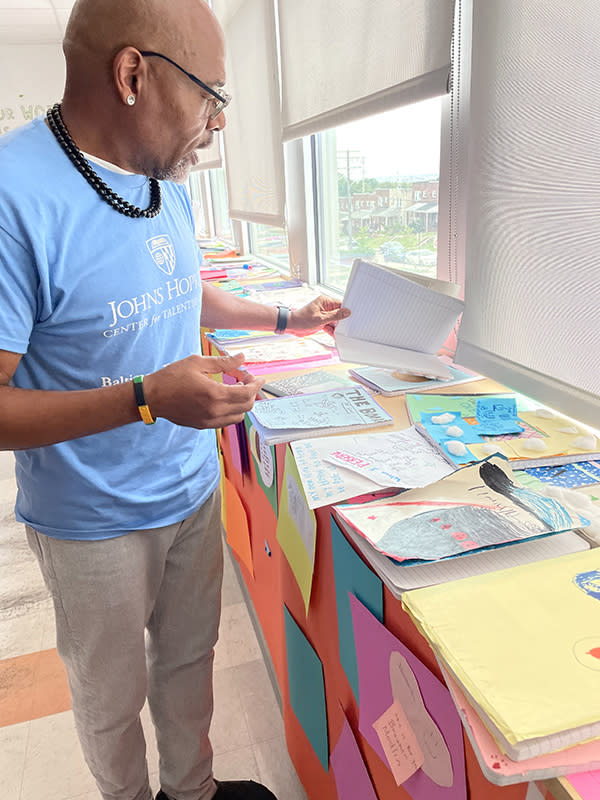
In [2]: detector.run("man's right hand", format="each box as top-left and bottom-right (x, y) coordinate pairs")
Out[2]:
(143, 353), (265, 430)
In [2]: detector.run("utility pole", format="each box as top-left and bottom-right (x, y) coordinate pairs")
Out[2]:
(337, 150), (362, 246)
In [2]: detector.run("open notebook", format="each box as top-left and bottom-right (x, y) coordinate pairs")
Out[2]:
(402, 549), (600, 761)
(334, 260), (464, 379)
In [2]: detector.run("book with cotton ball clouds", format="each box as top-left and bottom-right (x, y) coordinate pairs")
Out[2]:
(405, 393), (600, 468)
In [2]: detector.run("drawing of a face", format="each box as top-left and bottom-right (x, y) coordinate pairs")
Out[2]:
(573, 570), (600, 602)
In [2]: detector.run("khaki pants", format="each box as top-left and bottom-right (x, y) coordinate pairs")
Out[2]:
(27, 489), (223, 800)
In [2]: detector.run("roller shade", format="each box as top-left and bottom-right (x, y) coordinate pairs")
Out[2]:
(214, 0), (286, 226)
(278, 0), (456, 141)
(455, 0), (600, 428)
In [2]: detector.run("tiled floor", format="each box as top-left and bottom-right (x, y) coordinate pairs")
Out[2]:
(0, 450), (307, 800)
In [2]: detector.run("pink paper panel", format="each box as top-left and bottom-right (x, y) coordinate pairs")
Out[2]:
(350, 594), (467, 800)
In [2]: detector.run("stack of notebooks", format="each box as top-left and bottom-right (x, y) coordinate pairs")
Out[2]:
(402, 548), (600, 784)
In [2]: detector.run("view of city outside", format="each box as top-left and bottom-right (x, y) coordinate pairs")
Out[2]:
(250, 223), (291, 269)
(316, 97), (443, 292)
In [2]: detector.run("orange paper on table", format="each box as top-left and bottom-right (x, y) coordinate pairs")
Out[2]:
(204, 249), (238, 259)
(223, 476), (254, 577)
(372, 698), (425, 785)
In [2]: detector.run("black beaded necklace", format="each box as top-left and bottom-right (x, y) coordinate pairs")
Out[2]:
(46, 103), (162, 219)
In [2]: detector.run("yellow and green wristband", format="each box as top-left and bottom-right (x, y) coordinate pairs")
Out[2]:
(132, 375), (156, 425)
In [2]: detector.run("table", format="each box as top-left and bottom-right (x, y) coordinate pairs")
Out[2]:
(216, 369), (589, 800)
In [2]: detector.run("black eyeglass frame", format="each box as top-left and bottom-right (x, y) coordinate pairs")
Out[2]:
(140, 50), (231, 118)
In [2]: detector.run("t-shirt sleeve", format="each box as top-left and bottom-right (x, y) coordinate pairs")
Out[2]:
(0, 223), (38, 354)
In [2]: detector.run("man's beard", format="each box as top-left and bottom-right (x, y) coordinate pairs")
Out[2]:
(153, 152), (195, 183)
(152, 133), (215, 184)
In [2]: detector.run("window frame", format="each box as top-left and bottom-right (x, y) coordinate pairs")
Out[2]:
(296, 98), (454, 297)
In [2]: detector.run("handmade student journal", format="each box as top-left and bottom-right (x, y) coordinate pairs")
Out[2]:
(248, 385), (393, 446)
(334, 259), (464, 379)
(442, 666), (600, 784)
(334, 456), (585, 564)
(406, 392), (600, 469)
(402, 548), (600, 761)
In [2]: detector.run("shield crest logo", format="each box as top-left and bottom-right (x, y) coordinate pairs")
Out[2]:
(146, 235), (176, 276)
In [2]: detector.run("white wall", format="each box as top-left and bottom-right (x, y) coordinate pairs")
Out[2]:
(0, 43), (65, 135)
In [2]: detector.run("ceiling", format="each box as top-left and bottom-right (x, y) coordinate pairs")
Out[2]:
(0, 1), (76, 44)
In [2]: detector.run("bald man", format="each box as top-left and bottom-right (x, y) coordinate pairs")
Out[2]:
(0, 1), (348, 799)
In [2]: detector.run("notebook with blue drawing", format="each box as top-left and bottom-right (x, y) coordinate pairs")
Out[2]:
(248, 386), (393, 446)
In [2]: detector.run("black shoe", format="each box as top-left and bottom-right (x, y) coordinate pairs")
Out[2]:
(214, 781), (278, 799)
(156, 781), (278, 800)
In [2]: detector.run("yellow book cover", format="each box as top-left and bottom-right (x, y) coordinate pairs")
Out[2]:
(402, 549), (600, 758)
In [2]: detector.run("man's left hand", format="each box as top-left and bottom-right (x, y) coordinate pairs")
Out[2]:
(287, 295), (351, 337)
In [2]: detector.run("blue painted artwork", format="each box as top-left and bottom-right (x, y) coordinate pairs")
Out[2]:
(524, 461), (600, 489)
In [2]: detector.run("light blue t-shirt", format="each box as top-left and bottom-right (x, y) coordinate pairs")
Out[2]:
(0, 117), (219, 540)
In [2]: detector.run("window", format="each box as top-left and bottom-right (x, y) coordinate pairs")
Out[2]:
(208, 168), (234, 244)
(313, 97), (443, 293)
(248, 223), (290, 270)
(187, 172), (209, 237)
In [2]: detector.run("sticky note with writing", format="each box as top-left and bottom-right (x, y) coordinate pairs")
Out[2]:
(372, 699), (424, 785)
(476, 397), (523, 435)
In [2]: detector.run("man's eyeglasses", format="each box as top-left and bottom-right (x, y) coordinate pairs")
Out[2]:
(140, 51), (231, 119)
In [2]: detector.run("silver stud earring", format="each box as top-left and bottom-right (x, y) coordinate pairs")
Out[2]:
(126, 94), (136, 106)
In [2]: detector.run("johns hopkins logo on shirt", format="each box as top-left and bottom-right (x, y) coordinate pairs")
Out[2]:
(147, 235), (176, 276)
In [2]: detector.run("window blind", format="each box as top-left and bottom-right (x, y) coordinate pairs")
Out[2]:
(213, 0), (286, 226)
(455, 0), (600, 428)
(278, 0), (456, 141)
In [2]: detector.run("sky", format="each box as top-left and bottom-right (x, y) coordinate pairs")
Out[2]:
(334, 96), (443, 180)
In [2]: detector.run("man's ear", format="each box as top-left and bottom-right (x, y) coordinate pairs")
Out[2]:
(113, 46), (144, 106)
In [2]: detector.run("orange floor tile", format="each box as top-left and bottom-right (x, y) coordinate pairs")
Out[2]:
(0, 647), (71, 727)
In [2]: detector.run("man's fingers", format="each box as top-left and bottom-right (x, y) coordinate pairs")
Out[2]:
(201, 353), (245, 375)
(325, 306), (351, 322)
(219, 376), (265, 408)
(225, 366), (250, 383)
